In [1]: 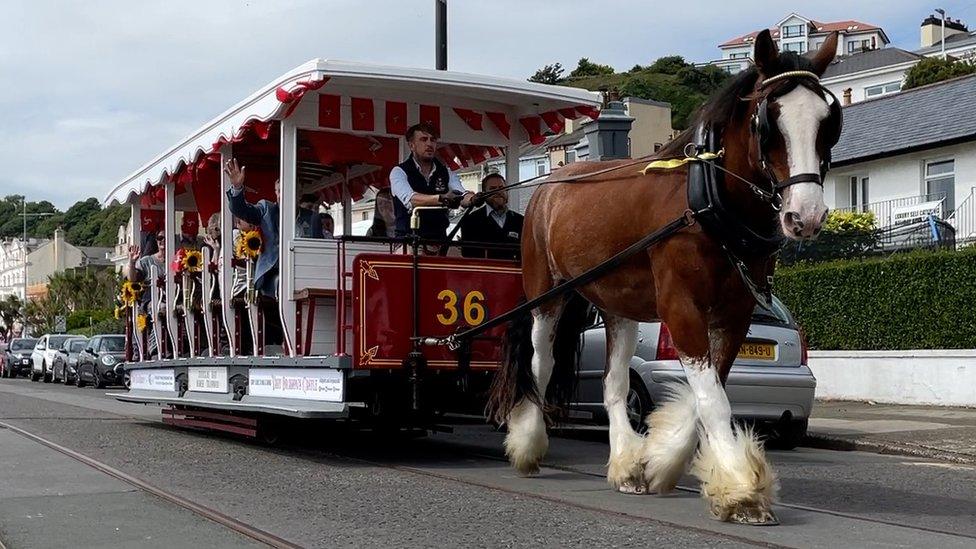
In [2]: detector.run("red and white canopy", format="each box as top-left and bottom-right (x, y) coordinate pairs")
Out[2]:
(104, 58), (601, 207)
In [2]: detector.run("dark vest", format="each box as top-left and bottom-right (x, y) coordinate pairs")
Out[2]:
(393, 156), (452, 239)
(459, 207), (523, 260)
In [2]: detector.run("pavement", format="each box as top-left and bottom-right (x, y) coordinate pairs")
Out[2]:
(807, 399), (976, 464)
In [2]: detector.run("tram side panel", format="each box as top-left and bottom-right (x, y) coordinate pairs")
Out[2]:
(352, 254), (523, 370)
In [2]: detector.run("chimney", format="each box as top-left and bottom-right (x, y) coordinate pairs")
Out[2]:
(920, 13), (969, 48)
(581, 100), (635, 161)
(842, 88), (852, 106)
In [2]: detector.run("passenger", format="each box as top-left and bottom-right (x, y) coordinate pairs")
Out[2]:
(125, 231), (168, 356)
(179, 214), (202, 249)
(296, 193), (324, 239)
(223, 158), (279, 299)
(365, 188), (396, 238)
(320, 212), (335, 238)
(390, 123), (475, 240)
(223, 158), (283, 346)
(459, 173), (523, 260)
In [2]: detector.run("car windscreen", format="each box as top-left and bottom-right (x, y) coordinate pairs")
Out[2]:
(751, 298), (793, 326)
(11, 339), (37, 351)
(48, 335), (72, 349)
(99, 337), (125, 352)
(69, 340), (88, 352)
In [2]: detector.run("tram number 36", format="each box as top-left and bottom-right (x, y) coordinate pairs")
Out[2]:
(436, 290), (486, 326)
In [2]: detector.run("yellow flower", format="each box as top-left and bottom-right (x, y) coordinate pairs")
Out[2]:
(182, 249), (204, 272)
(119, 280), (142, 307)
(113, 306), (122, 320)
(235, 230), (263, 259)
(136, 314), (147, 332)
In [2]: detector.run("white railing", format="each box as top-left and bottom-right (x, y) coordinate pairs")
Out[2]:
(947, 187), (976, 245)
(834, 192), (947, 228)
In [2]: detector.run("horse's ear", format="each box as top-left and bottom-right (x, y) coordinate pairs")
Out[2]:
(753, 30), (779, 75)
(809, 32), (838, 76)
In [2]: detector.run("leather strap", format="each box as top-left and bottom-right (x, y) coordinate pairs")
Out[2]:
(774, 172), (822, 190)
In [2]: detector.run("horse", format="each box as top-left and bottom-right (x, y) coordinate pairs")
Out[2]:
(488, 29), (841, 525)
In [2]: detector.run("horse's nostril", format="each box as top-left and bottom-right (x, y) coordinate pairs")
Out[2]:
(786, 211), (803, 229)
(819, 210), (829, 224)
(792, 226), (803, 237)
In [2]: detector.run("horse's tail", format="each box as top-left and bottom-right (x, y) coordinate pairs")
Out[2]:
(547, 292), (591, 417)
(487, 298), (536, 425)
(487, 292), (591, 424)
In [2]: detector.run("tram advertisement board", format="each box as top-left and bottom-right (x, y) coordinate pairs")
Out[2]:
(352, 254), (522, 369)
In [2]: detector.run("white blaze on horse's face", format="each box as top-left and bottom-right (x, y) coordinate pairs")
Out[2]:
(775, 86), (831, 240)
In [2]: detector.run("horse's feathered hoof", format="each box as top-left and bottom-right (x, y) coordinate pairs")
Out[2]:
(617, 482), (648, 495)
(728, 507), (779, 526)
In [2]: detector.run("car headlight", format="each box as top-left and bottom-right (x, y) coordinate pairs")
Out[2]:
(68, 366), (76, 373)
(101, 355), (118, 366)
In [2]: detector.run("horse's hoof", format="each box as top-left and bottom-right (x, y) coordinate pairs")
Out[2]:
(617, 482), (648, 495)
(728, 507), (779, 526)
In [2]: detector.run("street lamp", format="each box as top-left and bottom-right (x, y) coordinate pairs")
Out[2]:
(19, 199), (54, 303)
(935, 8), (947, 59)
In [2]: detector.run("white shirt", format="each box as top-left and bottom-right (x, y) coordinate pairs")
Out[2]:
(389, 156), (465, 211)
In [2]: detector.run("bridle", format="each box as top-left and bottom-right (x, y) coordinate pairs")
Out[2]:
(749, 70), (843, 197)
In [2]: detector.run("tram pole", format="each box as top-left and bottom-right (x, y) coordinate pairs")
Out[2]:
(435, 0), (447, 70)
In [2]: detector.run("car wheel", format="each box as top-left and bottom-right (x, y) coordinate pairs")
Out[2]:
(52, 363), (60, 383)
(30, 369), (40, 382)
(42, 362), (52, 383)
(93, 372), (105, 390)
(75, 370), (86, 388)
(63, 369), (73, 385)
(626, 372), (653, 434)
(768, 419), (808, 451)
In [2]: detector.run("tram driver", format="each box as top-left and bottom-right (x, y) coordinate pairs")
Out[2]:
(459, 172), (523, 260)
(390, 123), (475, 240)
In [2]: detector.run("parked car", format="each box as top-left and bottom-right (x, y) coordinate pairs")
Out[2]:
(573, 296), (815, 449)
(76, 334), (126, 388)
(51, 337), (89, 385)
(1, 338), (39, 378)
(30, 334), (75, 382)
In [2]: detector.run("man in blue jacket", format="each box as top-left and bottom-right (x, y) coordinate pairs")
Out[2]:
(223, 158), (280, 298)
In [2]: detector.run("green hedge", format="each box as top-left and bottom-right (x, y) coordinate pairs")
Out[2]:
(775, 247), (976, 350)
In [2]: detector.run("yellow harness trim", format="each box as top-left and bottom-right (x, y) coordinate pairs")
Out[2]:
(640, 151), (723, 175)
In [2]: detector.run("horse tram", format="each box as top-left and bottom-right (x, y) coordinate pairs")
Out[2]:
(110, 29), (843, 525)
(107, 58), (602, 436)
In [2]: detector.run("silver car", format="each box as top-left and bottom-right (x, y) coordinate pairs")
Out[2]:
(573, 297), (815, 448)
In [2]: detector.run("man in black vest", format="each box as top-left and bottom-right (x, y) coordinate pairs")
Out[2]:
(390, 123), (475, 240)
(459, 173), (523, 260)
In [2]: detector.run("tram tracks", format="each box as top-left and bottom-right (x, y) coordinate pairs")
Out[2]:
(0, 420), (301, 549)
(2, 400), (975, 547)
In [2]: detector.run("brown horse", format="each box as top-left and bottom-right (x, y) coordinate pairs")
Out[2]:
(489, 30), (840, 525)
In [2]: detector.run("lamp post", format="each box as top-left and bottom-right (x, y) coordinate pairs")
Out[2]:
(935, 8), (947, 59)
(20, 200), (54, 302)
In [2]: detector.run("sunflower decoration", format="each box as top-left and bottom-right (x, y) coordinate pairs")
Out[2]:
(119, 280), (143, 306)
(181, 249), (204, 272)
(113, 306), (122, 320)
(136, 314), (147, 332)
(235, 230), (263, 259)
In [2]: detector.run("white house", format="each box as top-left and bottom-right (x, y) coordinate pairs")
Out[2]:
(824, 74), (976, 241)
(821, 48), (921, 105)
(0, 238), (47, 300)
(713, 13), (889, 74)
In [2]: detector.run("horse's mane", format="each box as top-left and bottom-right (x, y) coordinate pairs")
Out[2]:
(655, 52), (816, 159)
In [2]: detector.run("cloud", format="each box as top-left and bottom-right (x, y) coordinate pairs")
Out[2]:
(0, 0), (954, 209)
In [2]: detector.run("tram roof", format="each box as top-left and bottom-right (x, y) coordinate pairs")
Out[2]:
(104, 58), (602, 206)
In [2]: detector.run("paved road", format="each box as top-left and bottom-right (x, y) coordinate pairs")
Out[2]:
(1, 378), (975, 548)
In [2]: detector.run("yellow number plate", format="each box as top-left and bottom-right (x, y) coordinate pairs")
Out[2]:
(737, 343), (775, 361)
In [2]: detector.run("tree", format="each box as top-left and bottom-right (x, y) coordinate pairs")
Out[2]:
(648, 55), (690, 75)
(568, 58), (615, 78)
(529, 63), (564, 84)
(0, 295), (23, 340)
(676, 64), (730, 95)
(903, 57), (976, 90)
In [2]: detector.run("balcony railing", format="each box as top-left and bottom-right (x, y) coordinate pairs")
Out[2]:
(834, 192), (948, 227)
(947, 188), (976, 244)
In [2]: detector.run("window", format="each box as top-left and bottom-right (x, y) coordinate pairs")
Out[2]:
(924, 159), (955, 214)
(864, 81), (901, 98)
(847, 39), (872, 53)
(782, 41), (806, 53)
(849, 176), (869, 211)
(729, 52), (749, 59)
(535, 158), (548, 177)
(782, 24), (805, 38)
(361, 211), (369, 221)
(565, 149), (576, 164)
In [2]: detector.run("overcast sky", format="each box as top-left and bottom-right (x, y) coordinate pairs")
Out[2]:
(1, 0), (972, 209)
